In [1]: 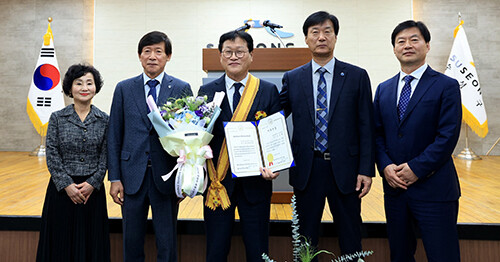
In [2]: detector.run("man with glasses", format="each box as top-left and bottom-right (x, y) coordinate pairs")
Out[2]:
(280, 11), (375, 259)
(198, 30), (281, 262)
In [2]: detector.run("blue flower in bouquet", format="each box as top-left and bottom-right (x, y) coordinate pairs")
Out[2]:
(159, 95), (215, 130)
(199, 104), (210, 114)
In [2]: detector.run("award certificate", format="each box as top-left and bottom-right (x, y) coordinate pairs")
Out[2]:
(257, 111), (294, 173)
(224, 111), (294, 178)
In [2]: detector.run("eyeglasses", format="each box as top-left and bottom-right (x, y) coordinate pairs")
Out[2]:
(222, 50), (248, 58)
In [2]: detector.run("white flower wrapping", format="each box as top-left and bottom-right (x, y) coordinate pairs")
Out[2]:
(146, 92), (225, 198)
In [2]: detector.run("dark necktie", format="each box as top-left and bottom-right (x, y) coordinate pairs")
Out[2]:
(147, 79), (159, 103)
(315, 67), (328, 152)
(397, 75), (414, 121)
(232, 82), (243, 112)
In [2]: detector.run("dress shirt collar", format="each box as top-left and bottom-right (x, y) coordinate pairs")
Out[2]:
(399, 63), (428, 82)
(311, 58), (335, 75)
(142, 72), (165, 86)
(225, 73), (249, 91)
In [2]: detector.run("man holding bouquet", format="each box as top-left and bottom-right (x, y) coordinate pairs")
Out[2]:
(198, 30), (281, 262)
(107, 31), (192, 261)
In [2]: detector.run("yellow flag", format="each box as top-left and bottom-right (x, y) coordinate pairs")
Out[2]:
(445, 20), (488, 138)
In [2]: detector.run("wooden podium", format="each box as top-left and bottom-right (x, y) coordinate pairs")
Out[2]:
(202, 48), (311, 203)
(202, 47), (311, 72)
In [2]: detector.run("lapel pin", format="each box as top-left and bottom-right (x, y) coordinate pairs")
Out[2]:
(340, 72), (345, 76)
(168, 85), (172, 89)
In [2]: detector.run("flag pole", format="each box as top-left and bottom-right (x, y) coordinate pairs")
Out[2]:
(457, 123), (481, 160)
(448, 13), (482, 160)
(485, 136), (500, 155)
(28, 16), (53, 157)
(30, 134), (46, 157)
(28, 17), (51, 157)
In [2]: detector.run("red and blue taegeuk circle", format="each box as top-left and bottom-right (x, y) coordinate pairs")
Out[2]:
(33, 64), (60, 91)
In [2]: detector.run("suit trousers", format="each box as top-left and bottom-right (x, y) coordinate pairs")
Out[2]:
(204, 180), (271, 262)
(294, 156), (362, 260)
(384, 193), (460, 262)
(122, 166), (178, 262)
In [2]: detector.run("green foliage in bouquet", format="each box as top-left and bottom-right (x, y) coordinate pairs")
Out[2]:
(262, 195), (373, 262)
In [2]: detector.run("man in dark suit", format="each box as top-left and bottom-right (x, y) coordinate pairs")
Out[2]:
(373, 20), (462, 262)
(107, 31), (192, 262)
(280, 11), (375, 258)
(198, 30), (281, 262)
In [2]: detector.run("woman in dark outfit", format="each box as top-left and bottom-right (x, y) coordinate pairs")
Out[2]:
(36, 64), (110, 262)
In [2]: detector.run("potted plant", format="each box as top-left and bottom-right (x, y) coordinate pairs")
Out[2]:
(262, 195), (373, 262)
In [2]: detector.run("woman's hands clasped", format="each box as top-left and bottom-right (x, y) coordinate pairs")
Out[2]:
(64, 182), (95, 204)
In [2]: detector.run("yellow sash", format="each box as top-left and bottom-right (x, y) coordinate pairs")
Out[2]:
(205, 74), (260, 210)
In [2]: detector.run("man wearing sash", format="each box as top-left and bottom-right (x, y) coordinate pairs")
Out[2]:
(198, 30), (281, 262)
(280, 11), (375, 259)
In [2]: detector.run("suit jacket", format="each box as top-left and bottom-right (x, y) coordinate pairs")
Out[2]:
(373, 66), (462, 201)
(280, 59), (375, 194)
(107, 73), (192, 195)
(198, 75), (281, 204)
(46, 104), (108, 191)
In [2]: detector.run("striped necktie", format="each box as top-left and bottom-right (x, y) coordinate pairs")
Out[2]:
(315, 67), (328, 152)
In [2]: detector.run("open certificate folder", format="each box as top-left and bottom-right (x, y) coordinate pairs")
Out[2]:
(223, 111), (295, 178)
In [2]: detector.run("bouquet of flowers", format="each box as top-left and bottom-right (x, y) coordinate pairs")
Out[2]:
(147, 92), (225, 198)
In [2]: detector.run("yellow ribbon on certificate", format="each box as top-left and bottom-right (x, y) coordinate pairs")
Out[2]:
(205, 74), (260, 210)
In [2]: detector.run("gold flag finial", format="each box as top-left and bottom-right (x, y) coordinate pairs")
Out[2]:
(453, 14), (464, 38)
(43, 18), (53, 46)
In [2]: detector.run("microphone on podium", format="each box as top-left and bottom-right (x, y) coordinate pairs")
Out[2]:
(262, 20), (283, 29)
(236, 20), (284, 31)
(235, 23), (251, 32)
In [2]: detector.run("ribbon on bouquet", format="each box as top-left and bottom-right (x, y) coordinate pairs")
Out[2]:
(162, 145), (214, 198)
(162, 149), (187, 181)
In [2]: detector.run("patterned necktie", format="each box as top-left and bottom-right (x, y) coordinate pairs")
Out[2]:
(397, 75), (414, 121)
(232, 82), (243, 112)
(147, 79), (159, 103)
(315, 67), (328, 152)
